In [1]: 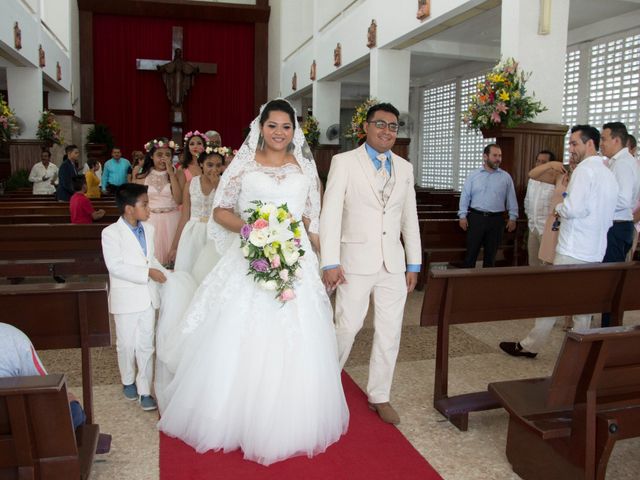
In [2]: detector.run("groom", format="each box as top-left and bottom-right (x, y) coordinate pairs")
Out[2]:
(320, 103), (421, 425)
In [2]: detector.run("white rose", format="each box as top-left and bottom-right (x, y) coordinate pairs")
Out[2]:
(248, 228), (269, 248)
(283, 249), (300, 266)
(261, 280), (278, 291)
(241, 244), (250, 257)
(279, 269), (289, 281)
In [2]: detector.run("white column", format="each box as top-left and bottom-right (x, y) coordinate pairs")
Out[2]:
(312, 81), (341, 144)
(6, 66), (43, 139)
(370, 49), (411, 114)
(288, 97), (303, 117)
(501, 0), (570, 124)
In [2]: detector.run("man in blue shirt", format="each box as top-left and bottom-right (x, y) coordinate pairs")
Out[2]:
(458, 144), (518, 268)
(101, 147), (132, 193)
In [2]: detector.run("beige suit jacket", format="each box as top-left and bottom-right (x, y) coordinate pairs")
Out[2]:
(320, 144), (421, 275)
(101, 217), (167, 314)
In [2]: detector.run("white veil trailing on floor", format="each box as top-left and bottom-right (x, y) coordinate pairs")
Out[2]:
(207, 98), (321, 254)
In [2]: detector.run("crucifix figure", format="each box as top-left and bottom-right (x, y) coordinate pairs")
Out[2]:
(136, 26), (217, 143)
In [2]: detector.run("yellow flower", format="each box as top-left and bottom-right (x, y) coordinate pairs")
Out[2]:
(499, 90), (510, 101)
(293, 227), (301, 239)
(277, 208), (288, 221)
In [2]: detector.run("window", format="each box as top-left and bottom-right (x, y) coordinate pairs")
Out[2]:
(420, 82), (456, 189)
(588, 34), (640, 136)
(562, 49), (581, 161)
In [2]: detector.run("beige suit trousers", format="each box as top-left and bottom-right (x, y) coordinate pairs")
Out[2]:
(335, 266), (407, 403)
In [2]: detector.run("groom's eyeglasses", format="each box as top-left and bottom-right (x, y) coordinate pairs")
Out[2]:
(367, 120), (400, 133)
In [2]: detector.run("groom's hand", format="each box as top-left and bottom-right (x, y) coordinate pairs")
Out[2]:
(405, 272), (418, 293)
(322, 266), (346, 291)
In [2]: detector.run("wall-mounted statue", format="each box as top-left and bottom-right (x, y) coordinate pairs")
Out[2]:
(56, 62), (62, 81)
(334, 43), (342, 67)
(367, 20), (377, 49)
(38, 45), (45, 68)
(14, 22), (22, 50)
(417, 0), (431, 20)
(310, 60), (316, 81)
(292, 72), (297, 91)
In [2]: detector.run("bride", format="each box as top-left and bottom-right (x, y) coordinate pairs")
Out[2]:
(157, 99), (349, 465)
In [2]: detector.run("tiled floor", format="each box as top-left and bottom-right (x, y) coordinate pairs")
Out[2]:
(36, 279), (640, 479)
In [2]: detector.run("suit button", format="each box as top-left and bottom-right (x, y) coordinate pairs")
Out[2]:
(383, 231), (386, 235)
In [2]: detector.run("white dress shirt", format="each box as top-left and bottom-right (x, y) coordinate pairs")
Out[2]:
(555, 156), (619, 262)
(607, 147), (640, 221)
(524, 178), (555, 235)
(28, 161), (58, 195)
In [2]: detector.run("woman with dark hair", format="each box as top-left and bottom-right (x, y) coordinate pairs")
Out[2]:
(133, 138), (182, 265)
(176, 130), (207, 195)
(157, 99), (348, 465)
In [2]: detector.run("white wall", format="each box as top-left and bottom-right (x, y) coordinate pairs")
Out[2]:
(280, 0), (313, 59)
(41, 0), (70, 50)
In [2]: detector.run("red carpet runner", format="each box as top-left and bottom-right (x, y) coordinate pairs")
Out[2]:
(160, 373), (442, 480)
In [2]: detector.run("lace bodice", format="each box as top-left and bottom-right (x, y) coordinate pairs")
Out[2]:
(189, 176), (215, 220)
(218, 161), (319, 232)
(145, 169), (178, 210)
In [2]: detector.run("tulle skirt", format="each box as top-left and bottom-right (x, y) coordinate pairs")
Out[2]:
(147, 209), (181, 265)
(156, 238), (349, 465)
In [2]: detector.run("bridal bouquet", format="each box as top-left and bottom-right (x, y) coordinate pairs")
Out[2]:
(240, 201), (305, 303)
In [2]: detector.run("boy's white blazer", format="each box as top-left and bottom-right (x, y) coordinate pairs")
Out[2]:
(101, 217), (167, 314)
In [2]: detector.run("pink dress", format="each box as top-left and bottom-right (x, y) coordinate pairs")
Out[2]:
(145, 169), (181, 265)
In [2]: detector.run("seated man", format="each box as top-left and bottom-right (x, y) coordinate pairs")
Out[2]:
(0, 322), (86, 429)
(70, 175), (106, 224)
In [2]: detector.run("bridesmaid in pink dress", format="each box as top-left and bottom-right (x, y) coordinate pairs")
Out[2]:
(177, 131), (207, 195)
(134, 137), (183, 266)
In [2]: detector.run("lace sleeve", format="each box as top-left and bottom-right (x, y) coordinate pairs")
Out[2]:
(217, 165), (245, 210)
(302, 163), (322, 234)
(208, 159), (248, 253)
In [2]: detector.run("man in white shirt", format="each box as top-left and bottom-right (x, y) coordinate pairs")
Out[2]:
(500, 125), (618, 358)
(600, 122), (640, 326)
(28, 149), (58, 195)
(524, 150), (556, 266)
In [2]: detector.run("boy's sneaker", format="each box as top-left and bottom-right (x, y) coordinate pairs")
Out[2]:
(140, 395), (158, 411)
(123, 384), (138, 401)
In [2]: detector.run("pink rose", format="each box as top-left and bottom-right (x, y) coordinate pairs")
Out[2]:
(271, 255), (281, 268)
(253, 218), (268, 230)
(279, 269), (289, 281)
(279, 289), (296, 302)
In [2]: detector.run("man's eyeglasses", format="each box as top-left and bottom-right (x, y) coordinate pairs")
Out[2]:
(367, 120), (400, 133)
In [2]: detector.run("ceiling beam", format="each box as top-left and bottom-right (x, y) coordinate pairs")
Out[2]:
(409, 39), (499, 62)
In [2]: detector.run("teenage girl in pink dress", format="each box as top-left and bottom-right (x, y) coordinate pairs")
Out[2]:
(134, 138), (182, 266)
(176, 131), (207, 195)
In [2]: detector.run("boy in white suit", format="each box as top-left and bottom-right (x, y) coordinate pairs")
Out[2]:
(102, 183), (167, 411)
(320, 103), (421, 425)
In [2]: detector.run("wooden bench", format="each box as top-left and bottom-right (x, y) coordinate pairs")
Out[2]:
(0, 374), (99, 480)
(415, 218), (527, 290)
(0, 224), (107, 275)
(0, 282), (111, 424)
(0, 206), (119, 217)
(489, 326), (640, 480)
(0, 214), (118, 225)
(420, 261), (640, 431)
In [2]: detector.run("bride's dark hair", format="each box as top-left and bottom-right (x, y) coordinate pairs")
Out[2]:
(259, 99), (296, 128)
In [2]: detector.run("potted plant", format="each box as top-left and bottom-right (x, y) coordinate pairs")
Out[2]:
(85, 124), (115, 164)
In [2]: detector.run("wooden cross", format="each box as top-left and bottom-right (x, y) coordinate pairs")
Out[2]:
(136, 26), (217, 142)
(135, 26), (217, 74)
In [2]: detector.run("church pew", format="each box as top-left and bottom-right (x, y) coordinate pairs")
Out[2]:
(415, 218), (527, 290)
(0, 224), (107, 275)
(0, 374), (99, 480)
(0, 214), (118, 225)
(0, 282), (111, 424)
(489, 326), (640, 480)
(420, 261), (640, 431)
(0, 205), (118, 217)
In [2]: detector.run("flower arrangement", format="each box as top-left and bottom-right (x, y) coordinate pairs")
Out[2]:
(301, 116), (320, 147)
(36, 110), (63, 145)
(240, 201), (305, 303)
(144, 138), (178, 152)
(0, 94), (19, 143)
(344, 97), (379, 142)
(463, 58), (546, 130)
(183, 130), (205, 143)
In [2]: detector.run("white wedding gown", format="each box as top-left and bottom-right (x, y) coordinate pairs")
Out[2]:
(157, 161), (349, 465)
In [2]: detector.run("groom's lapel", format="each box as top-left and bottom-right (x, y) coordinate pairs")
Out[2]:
(355, 145), (384, 207)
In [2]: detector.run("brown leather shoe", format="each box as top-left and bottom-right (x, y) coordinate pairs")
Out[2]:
(368, 402), (400, 425)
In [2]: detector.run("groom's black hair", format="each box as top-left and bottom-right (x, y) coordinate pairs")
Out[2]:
(366, 103), (399, 122)
(116, 183), (148, 214)
(259, 99), (296, 128)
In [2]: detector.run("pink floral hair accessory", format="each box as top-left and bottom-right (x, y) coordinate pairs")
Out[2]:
(183, 130), (205, 143)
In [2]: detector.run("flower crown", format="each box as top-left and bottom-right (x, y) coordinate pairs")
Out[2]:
(144, 138), (177, 153)
(204, 144), (235, 156)
(183, 130), (205, 143)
